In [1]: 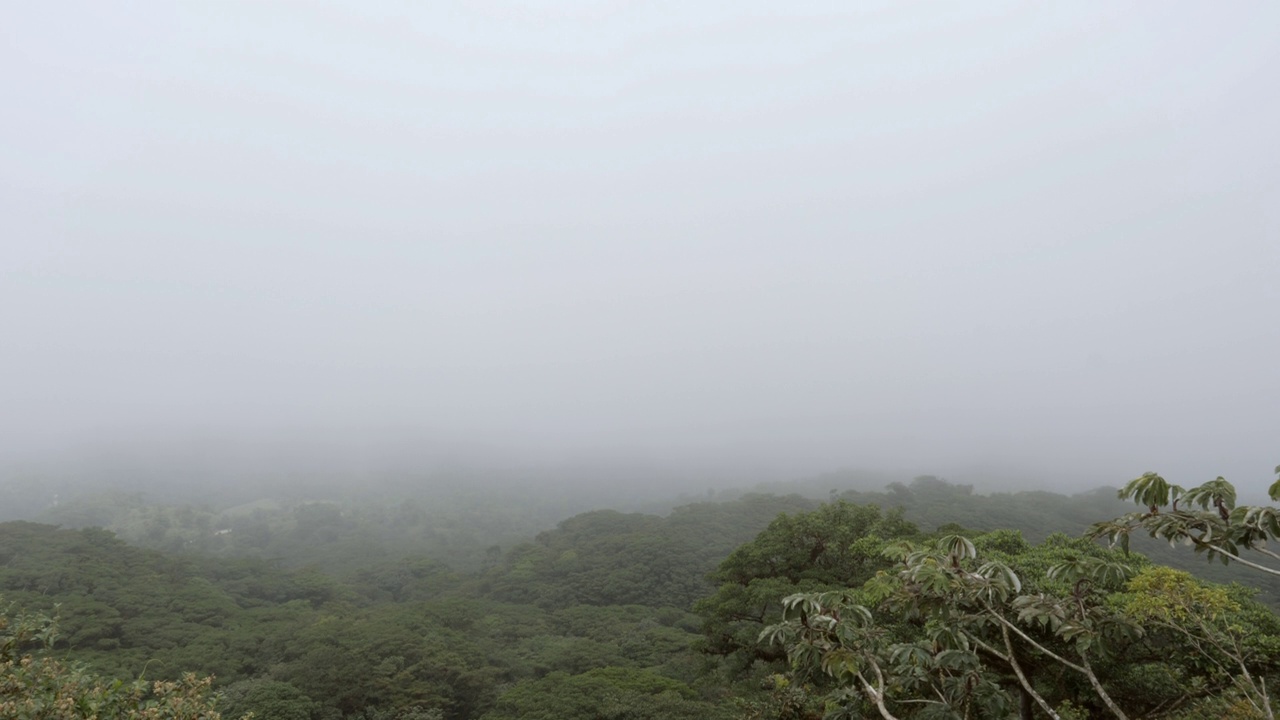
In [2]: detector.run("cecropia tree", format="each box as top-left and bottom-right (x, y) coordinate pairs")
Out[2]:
(1089, 466), (1280, 578)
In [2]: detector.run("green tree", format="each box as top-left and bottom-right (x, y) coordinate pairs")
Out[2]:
(217, 680), (318, 720)
(1090, 467), (1280, 578)
(695, 502), (918, 676)
(759, 531), (1280, 720)
(480, 667), (729, 720)
(1121, 567), (1277, 719)
(1, 603), (239, 719)
(762, 534), (1141, 719)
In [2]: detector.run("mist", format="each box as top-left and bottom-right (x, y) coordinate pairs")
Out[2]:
(4, 2), (1278, 499)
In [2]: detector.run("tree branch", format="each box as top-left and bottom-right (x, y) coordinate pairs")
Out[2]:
(979, 601), (1085, 674)
(980, 601), (1128, 720)
(972, 622), (1064, 717)
(856, 662), (900, 720)
(1080, 651), (1129, 720)
(1249, 543), (1280, 563)
(1193, 541), (1280, 577)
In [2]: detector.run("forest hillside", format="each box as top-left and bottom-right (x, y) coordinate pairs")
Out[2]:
(3, 475), (1279, 719)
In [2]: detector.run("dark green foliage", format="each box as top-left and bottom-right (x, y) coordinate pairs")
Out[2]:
(7, 475), (1280, 720)
(696, 501), (919, 676)
(834, 476), (1280, 607)
(483, 495), (822, 610)
(1, 604), (238, 719)
(763, 530), (1280, 719)
(479, 667), (730, 720)
(484, 510), (705, 608)
(352, 557), (456, 603)
(0, 514), (741, 719)
(218, 681), (318, 720)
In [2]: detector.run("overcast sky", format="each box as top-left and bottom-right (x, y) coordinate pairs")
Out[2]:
(3, 2), (1278, 489)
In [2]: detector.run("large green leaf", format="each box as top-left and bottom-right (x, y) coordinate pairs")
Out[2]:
(1119, 472), (1175, 510)
(1182, 477), (1237, 516)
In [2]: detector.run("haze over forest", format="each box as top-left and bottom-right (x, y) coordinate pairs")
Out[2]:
(4, 2), (1278, 497)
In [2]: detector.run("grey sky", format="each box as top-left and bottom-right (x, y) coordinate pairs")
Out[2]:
(3, 2), (1278, 488)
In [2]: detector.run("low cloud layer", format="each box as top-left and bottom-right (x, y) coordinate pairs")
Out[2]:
(4, 2), (1278, 491)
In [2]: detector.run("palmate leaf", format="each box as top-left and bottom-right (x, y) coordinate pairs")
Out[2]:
(1093, 560), (1137, 587)
(903, 559), (956, 597)
(861, 571), (897, 604)
(937, 535), (978, 563)
(847, 603), (875, 628)
(759, 622), (794, 647)
(1046, 557), (1134, 588)
(1046, 558), (1089, 584)
(1193, 536), (1240, 566)
(1233, 506), (1280, 541)
(1181, 477), (1238, 516)
(820, 647), (860, 679)
(1056, 619), (1095, 645)
(778, 593), (816, 623)
(881, 540), (918, 562)
(974, 561), (1022, 602)
(1140, 510), (1223, 547)
(1087, 520), (1135, 554)
(935, 649), (977, 671)
(1120, 472), (1176, 510)
(1092, 612), (1144, 650)
(1012, 594), (1066, 631)
(927, 625), (970, 652)
(889, 642), (933, 669)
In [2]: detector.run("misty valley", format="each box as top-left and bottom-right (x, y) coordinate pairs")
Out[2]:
(4, 467), (1280, 720)
(7, 0), (1278, 717)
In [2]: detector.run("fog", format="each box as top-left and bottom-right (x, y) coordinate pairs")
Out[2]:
(3, 2), (1278, 498)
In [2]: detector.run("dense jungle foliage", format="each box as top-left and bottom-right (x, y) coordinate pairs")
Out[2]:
(3, 472), (1279, 719)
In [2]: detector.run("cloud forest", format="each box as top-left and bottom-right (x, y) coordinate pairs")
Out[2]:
(4, 1), (1277, 718)
(4, 468), (1280, 719)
